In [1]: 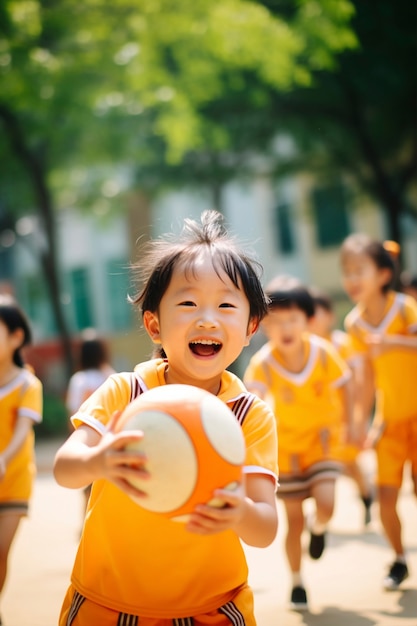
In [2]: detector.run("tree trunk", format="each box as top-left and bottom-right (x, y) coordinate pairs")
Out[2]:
(339, 77), (405, 249)
(0, 105), (74, 379)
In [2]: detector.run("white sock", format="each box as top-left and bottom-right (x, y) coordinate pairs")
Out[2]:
(292, 571), (303, 587)
(311, 518), (327, 535)
(395, 554), (407, 564)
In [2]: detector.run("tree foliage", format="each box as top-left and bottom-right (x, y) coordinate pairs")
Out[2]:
(0, 0), (357, 371)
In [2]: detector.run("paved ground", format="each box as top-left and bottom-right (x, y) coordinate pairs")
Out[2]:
(2, 439), (417, 626)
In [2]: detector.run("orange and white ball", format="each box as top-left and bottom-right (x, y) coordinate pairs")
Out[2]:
(117, 384), (246, 521)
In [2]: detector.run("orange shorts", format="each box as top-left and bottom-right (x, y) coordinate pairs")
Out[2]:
(59, 584), (256, 626)
(278, 426), (342, 499)
(0, 456), (35, 515)
(375, 416), (417, 488)
(278, 425), (341, 474)
(335, 442), (361, 465)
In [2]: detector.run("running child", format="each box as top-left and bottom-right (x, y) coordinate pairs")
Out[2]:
(0, 295), (43, 624)
(341, 233), (417, 591)
(66, 329), (115, 516)
(244, 275), (352, 611)
(309, 288), (373, 525)
(66, 329), (115, 416)
(54, 210), (278, 625)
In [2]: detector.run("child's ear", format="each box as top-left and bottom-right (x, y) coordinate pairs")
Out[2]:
(245, 318), (259, 346)
(12, 327), (25, 350)
(143, 311), (162, 344)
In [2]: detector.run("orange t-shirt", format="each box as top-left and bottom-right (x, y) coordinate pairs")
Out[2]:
(69, 359), (278, 617)
(244, 334), (350, 454)
(0, 368), (43, 502)
(344, 291), (417, 423)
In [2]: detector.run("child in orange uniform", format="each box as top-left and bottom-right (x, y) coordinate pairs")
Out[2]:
(0, 295), (43, 624)
(308, 288), (373, 525)
(341, 233), (417, 590)
(54, 211), (278, 625)
(244, 276), (353, 611)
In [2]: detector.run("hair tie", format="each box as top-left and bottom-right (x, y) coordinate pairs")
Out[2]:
(383, 240), (400, 259)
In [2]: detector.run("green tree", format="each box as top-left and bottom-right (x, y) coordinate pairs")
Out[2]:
(150, 1), (415, 246)
(268, 0), (417, 244)
(132, 0), (416, 246)
(0, 0), (356, 375)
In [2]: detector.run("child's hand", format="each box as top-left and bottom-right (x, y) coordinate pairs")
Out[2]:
(185, 483), (246, 535)
(363, 426), (381, 449)
(365, 333), (387, 357)
(84, 412), (150, 500)
(0, 455), (6, 480)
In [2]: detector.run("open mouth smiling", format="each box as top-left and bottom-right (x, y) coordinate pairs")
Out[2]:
(189, 339), (222, 357)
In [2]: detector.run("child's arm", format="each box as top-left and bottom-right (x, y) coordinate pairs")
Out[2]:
(0, 416), (33, 481)
(185, 474), (278, 547)
(336, 377), (358, 445)
(365, 332), (417, 356)
(53, 419), (149, 501)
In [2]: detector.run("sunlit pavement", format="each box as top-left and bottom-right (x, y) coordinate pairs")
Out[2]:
(3, 441), (417, 626)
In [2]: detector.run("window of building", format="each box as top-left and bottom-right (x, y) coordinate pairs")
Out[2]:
(18, 274), (56, 337)
(70, 267), (93, 330)
(312, 184), (350, 248)
(274, 203), (295, 254)
(106, 259), (132, 330)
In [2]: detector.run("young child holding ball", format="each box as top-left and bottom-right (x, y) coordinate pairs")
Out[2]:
(54, 210), (278, 625)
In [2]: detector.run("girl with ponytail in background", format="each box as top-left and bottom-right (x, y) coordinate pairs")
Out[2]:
(340, 234), (417, 591)
(0, 295), (42, 625)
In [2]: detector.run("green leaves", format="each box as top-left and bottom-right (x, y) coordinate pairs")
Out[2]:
(0, 0), (358, 209)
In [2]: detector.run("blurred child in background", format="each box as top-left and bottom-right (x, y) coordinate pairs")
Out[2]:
(66, 329), (115, 416)
(0, 295), (42, 625)
(309, 288), (373, 525)
(66, 329), (115, 510)
(341, 234), (417, 591)
(244, 275), (353, 611)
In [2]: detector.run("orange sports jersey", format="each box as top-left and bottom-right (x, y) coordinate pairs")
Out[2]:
(0, 367), (43, 503)
(244, 334), (350, 454)
(344, 291), (417, 423)
(331, 329), (355, 365)
(69, 358), (278, 618)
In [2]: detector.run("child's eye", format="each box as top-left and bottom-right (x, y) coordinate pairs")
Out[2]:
(219, 303), (236, 309)
(179, 301), (194, 306)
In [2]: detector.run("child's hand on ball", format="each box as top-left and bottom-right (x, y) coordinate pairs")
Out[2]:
(185, 482), (246, 535)
(87, 411), (150, 501)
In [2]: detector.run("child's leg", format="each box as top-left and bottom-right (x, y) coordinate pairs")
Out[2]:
(310, 479), (336, 528)
(378, 485), (403, 555)
(0, 513), (22, 599)
(375, 420), (413, 590)
(283, 498), (305, 574)
(307, 479), (336, 560)
(344, 458), (373, 524)
(282, 497), (309, 610)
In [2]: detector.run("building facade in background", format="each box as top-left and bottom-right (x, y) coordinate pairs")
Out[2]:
(2, 174), (417, 392)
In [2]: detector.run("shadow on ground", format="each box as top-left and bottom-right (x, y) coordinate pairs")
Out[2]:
(297, 606), (376, 626)
(328, 529), (417, 555)
(376, 588), (417, 621)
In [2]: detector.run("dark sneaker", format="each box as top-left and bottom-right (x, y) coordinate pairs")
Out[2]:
(361, 495), (373, 526)
(309, 531), (326, 559)
(290, 585), (308, 611)
(383, 561), (409, 590)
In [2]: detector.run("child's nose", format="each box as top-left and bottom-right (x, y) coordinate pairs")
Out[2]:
(196, 312), (218, 328)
